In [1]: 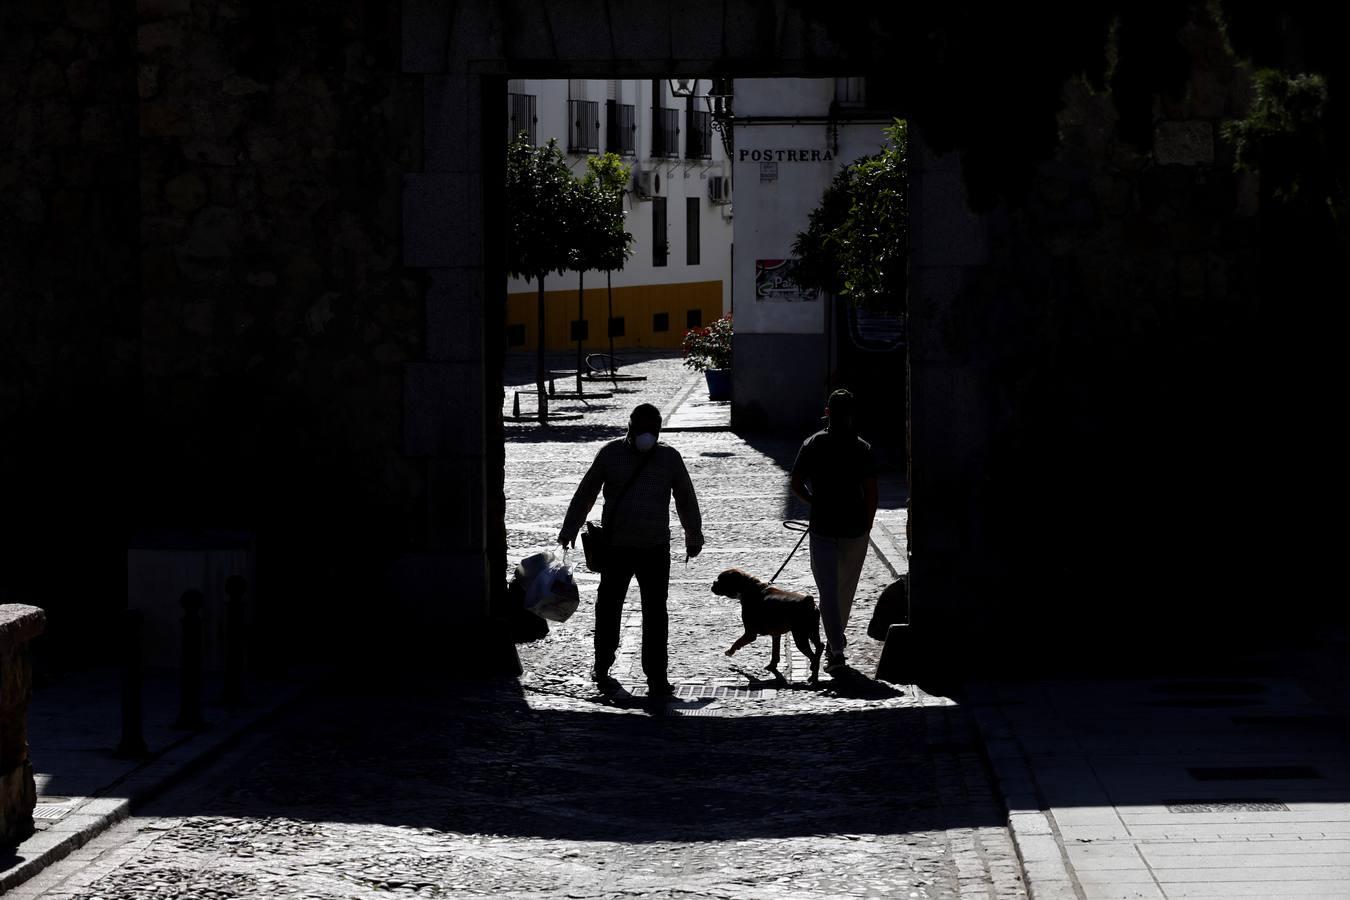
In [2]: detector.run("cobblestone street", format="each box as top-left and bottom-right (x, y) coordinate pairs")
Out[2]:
(15, 354), (1025, 900)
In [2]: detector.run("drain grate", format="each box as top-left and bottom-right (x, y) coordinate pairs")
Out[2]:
(1233, 715), (1350, 733)
(1167, 800), (1290, 813)
(33, 802), (72, 820)
(1152, 680), (1267, 696)
(1142, 698), (1259, 708)
(1188, 765), (1322, 781)
(674, 684), (764, 700)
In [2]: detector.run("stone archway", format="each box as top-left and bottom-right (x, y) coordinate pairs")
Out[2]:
(397, 1), (991, 660)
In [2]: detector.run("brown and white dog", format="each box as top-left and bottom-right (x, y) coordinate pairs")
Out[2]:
(710, 568), (824, 682)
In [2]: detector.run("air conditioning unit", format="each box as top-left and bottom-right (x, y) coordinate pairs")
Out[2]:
(633, 168), (662, 199)
(708, 175), (731, 204)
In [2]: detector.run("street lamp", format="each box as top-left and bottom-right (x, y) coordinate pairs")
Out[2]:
(707, 77), (733, 158)
(668, 78), (733, 158)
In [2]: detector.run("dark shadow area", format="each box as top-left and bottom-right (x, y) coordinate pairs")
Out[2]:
(503, 423), (629, 444)
(128, 682), (1001, 843)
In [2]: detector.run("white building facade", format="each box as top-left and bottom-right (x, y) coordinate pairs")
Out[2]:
(731, 78), (894, 430)
(505, 79), (733, 353)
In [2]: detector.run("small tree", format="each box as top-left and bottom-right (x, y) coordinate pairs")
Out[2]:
(791, 120), (909, 314)
(582, 154), (634, 377)
(506, 135), (578, 422)
(569, 154), (633, 386)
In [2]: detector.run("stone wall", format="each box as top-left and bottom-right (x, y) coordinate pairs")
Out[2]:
(133, 1), (422, 655)
(0, 1), (138, 664)
(0, 605), (45, 847)
(905, 14), (1290, 660)
(3, 2), (423, 663)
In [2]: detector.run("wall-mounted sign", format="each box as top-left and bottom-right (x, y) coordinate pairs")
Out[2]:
(755, 259), (818, 303)
(759, 162), (778, 182)
(738, 148), (835, 162)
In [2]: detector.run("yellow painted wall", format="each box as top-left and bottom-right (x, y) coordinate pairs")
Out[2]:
(505, 280), (724, 353)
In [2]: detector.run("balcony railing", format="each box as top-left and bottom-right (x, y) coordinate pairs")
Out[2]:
(568, 99), (600, 154)
(507, 92), (536, 145)
(652, 107), (680, 158)
(606, 101), (636, 156)
(686, 108), (712, 159)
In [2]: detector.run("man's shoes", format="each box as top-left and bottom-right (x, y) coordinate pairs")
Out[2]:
(646, 681), (677, 698)
(592, 670), (621, 692)
(824, 653), (848, 675)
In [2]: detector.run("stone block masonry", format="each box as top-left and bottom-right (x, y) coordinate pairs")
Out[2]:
(0, 605), (45, 847)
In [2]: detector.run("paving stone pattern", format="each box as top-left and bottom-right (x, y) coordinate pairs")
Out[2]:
(17, 354), (1024, 900)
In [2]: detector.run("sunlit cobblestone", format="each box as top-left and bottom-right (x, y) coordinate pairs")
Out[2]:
(21, 354), (1023, 900)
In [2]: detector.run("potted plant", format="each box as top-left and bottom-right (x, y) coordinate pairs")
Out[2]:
(681, 312), (733, 400)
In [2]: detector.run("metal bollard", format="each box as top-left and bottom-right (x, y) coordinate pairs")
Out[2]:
(576, 371), (583, 394)
(548, 377), (556, 397)
(512, 391), (521, 418)
(114, 609), (149, 758)
(173, 589), (208, 730)
(223, 575), (247, 708)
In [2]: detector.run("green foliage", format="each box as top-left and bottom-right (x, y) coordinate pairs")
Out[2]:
(681, 313), (733, 372)
(578, 153), (634, 273)
(505, 135), (580, 280)
(1222, 70), (1342, 218)
(505, 138), (635, 278)
(790, 120), (909, 313)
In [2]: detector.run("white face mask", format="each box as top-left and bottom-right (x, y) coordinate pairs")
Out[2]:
(634, 432), (658, 452)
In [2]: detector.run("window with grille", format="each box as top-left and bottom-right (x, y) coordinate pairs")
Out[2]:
(652, 107), (680, 158)
(570, 319), (589, 341)
(686, 309), (703, 329)
(686, 197), (700, 265)
(609, 316), (625, 337)
(835, 77), (866, 108)
(605, 101), (636, 155)
(686, 107), (712, 159)
(652, 197), (668, 267)
(508, 93), (537, 145)
(653, 312), (669, 332)
(568, 99), (600, 154)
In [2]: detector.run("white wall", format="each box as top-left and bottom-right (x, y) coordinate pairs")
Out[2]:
(506, 79), (733, 313)
(732, 78), (893, 336)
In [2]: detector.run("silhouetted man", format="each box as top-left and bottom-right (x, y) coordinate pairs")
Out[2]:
(789, 389), (878, 674)
(558, 403), (704, 696)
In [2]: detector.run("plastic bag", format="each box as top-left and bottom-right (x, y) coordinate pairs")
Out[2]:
(523, 557), (580, 623)
(505, 569), (549, 642)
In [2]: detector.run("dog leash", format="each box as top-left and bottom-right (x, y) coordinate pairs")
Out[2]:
(769, 520), (810, 584)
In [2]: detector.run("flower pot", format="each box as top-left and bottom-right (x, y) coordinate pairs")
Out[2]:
(704, 368), (731, 401)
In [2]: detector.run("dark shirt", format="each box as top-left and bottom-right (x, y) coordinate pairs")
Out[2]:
(791, 428), (878, 538)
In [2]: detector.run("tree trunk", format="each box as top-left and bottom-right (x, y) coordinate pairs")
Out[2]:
(576, 269), (584, 394)
(536, 274), (548, 423)
(607, 270), (617, 382)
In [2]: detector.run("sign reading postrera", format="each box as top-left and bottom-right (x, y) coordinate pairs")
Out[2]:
(738, 148), (835, 162)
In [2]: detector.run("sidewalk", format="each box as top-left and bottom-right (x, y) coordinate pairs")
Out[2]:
(965, 638), (1350, 900)
(1, 667), (320, 892)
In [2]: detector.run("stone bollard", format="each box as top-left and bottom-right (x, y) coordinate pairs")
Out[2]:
(173, 590), (208, 730)
(114, 609), (149, 758)
(223, 575), (247, 708)
(0, 604), (46, 847)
